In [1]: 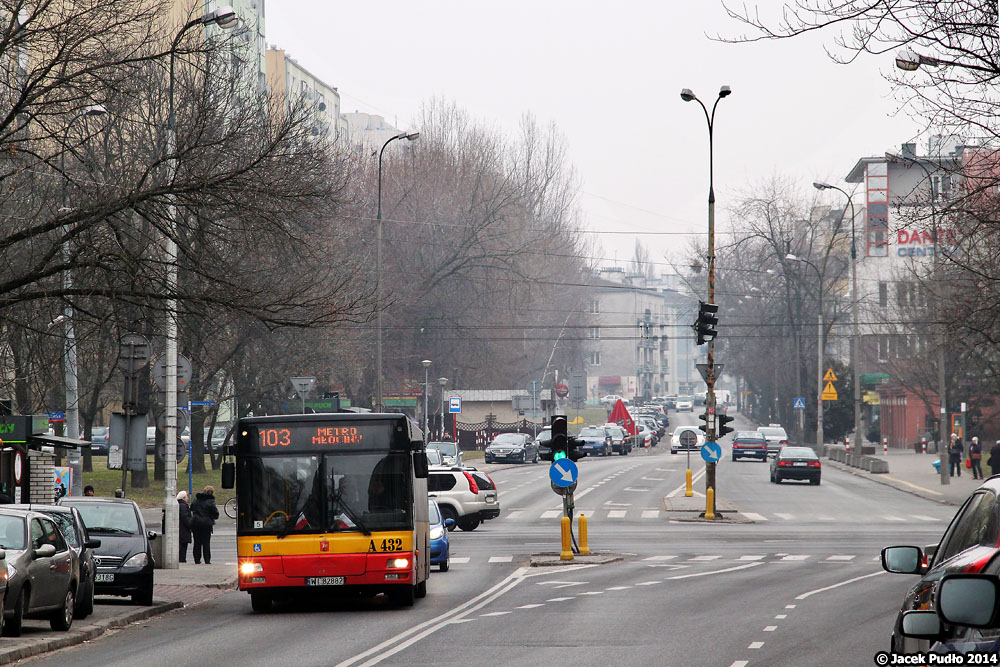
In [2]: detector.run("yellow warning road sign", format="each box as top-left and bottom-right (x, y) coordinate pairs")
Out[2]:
(823, 368), (838, 382)
(821, 381), (839, 401)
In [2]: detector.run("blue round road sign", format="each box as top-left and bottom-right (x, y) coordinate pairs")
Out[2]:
(549, 459), (579, 487)
(701, 441), (722, 462)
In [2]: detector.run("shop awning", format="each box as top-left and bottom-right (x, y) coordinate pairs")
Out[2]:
(27, 434), (90, 450)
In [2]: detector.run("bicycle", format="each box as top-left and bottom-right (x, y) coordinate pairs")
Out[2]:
(224, 496), (237, 519)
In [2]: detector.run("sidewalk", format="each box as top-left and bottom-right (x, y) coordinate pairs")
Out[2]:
(824, 448), (985, 507)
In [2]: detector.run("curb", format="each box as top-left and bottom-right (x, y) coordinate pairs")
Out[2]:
(0, 600), (183, 665)
(822, 458), (958, 506)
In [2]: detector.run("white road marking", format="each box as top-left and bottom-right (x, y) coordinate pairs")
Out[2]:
(642, 477), (666, 481)
(517, 604), (545, 609)
(643, 555), (677, 561)
(748, 642), (764, 649)
(688, 555), (722, 561)
(911, 515), (941, 522)
(605, 586), (631, 590)
(774, 513), (795, 520)
(826, 555), (856, 561)
(667, 562), (763, 580)
(641, 510), (660, 519)
(506, 511), (524, 519)
(730, 661), (750, 667)
(578, 591), (604, 596)
(883, 516), (906, 522)
(451, 557), (470, 564)
(775, 614), (787, 619)
(574, 487), (595, 500)
(480, 611), (511, 617)
(538, 580), (587, 589)
(546, 597), (575, 602)
(635, 581), (660, 586)
(738, 555), (765, 561)
(488, 556), (513, 563)
(785, 604), (796, 609)
(817, 516), (836, 522)
(741, 512), (768, 521)
(623, 487), (648, 492)
(667, 465), (707, 497)
(608, 510), (627, 518)
(763, 625), (777, 632)
(795, 571), (885, 600)
(780, 555), (810, 561)
(541, 510), (561, 519)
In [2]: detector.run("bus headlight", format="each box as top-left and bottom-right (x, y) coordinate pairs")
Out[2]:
(387, 557), (409, 569)
(241, 562), (263, 575)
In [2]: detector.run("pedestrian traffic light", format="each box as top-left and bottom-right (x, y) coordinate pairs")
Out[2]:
(698, 412), (711, 435)
(718, 412), (735, 438)
(694, 301), (719, 345)
(542, 415), (568, 461)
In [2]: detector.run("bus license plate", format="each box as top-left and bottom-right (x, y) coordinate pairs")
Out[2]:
(306, 577), (345, 586)
(95, 573), (115, 582)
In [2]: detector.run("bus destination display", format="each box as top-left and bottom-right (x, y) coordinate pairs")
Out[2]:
(245, 422), (396, 452)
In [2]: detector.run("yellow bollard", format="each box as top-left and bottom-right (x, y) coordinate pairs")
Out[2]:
(560, 516), (574, 560)
(684, 468), (693, 497)
(578, 514), (590, 555)
(705, 487), (715, 520)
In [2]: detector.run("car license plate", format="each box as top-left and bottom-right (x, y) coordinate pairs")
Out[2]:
(793, 462), (808, 467)
(306, 577), (344, 586)
(95, 573), (115, 582)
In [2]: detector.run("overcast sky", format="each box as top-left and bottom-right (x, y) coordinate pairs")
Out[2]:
(267, 1), (923, 273)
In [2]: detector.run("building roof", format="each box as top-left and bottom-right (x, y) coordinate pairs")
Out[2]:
(451, 390), (522, 402)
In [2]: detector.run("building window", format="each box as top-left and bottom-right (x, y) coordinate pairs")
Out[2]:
(588, 299), (600, 314)
(588, 327), (600, 339)
(588, 351), (601, 366)
(877, 336), (890, 363)
(879, 282), (888, 308)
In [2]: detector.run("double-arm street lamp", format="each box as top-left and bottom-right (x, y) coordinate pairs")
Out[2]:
(375, 131), (419, 413)
(785, 254), (825, 451)
(162, 5), (238, 569)
(813, 182), (860, 450)
(60, 104), (107, 495)
(680, 85), (731, 513)
(437, 376), (448, 440)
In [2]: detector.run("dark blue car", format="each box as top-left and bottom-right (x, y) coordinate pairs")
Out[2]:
(429, 499), (454, 571)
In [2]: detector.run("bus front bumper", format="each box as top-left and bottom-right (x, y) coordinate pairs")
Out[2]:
(238, 551), (417, 590)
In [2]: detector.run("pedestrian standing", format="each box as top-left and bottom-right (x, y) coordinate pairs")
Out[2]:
(990, 441), (1000, 477)
(949, 433), (964, 477)
(190, 485), (219, 565)
(969, 437), (984, 480)
(177, 491), (193, 563)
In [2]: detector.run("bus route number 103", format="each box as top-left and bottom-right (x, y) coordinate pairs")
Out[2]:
(259, 428), (291, 448)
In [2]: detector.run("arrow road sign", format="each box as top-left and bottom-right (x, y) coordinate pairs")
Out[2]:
(793, 397), (806, 410)
(701, 441), (722, 462)
(549, 459), (579, 488)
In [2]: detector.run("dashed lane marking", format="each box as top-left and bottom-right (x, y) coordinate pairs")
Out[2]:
(741, 512), (768, 521)
(826, 555), (856, 561)
(763, 625), (777, 632)
(517, 604), (545, 609)
(641, 510), (660, 519)
(749, 642), (764, 649)
(540, 510), (561, 519)
(489, 556), (513, 563)
(608, 510), (627, 518)
(774, 513), (795, 520)
(643, 555), (677, 561)
(480, 611), (511, 617)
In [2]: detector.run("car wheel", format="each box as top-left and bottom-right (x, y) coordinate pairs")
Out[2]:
(732, 455), (737, 462)
(457, 517), (480, 531)
(415, 579), (427, 599)
(75, 578), (94, 619)
(440, 505), (459, 532)
(4, 587), (25, 637)
(671, 449), (677, 455)
(812, 477), (821, 486)
(774, 474), (782, 484)
(521, 452), (527, 464)
(50, 587), (75, 631)
(132, 586), (154, 606)
(250, 591), (272, 613)
(533, 452), (538, 464)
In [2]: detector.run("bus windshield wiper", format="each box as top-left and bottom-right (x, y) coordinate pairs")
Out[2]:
(331, 490), (371, 536)
(277, 498), (313, 539)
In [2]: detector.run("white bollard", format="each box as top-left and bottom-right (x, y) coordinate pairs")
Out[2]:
(922, 439), (927, 454)
(883, 438), (888, 455)
(845, 437), (850, 454)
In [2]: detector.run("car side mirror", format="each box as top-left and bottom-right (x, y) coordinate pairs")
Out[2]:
(85, 538), (101, 549)
(34, 543), (57, 559)
(881, 546), (925, 574)
(413, 452), (428, 479)
(147, 531), (158, 540)
(444, 518), (455, 528)
(937, 574), (1000, 628)
(900, 610), (942, 638)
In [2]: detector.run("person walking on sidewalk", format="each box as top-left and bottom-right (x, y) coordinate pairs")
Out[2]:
(990, 441), (1000, 477)
(949, 433), (964, 477)
(191, 485), (219, 565)
(969, 437), (984, 480)
(177, 491), (193, 563)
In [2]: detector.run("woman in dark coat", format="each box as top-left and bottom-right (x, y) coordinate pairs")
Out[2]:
(177, 491), (193, 563)
(190, 486), (220, 565)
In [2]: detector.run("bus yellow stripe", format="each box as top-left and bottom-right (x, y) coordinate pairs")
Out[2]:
(237, 532), (413, 557)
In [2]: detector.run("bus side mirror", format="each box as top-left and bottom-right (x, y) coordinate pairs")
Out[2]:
(413, 452), (428, 479)
(221, 462), (235, 489)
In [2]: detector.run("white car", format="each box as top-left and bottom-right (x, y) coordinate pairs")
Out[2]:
(675, 399), (694, 412)
(670, 426), (705, 454)
(428, 441), (463, 467)
(600, 394), (624, 406)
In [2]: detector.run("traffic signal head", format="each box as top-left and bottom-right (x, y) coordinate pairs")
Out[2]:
(567, 436), (588, 462)
(718, 413), (735, 438)
(694, 301), (719, 346)
(698, 412), (710, 434)
(550, 415), (568, 461)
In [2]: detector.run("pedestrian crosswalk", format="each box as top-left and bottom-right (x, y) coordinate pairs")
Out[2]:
(499, 508), (947, 524)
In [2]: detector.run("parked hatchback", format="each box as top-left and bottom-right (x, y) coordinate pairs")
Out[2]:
(10, 504), (100, 619)
(0, 508), (78, 635)
(59, 497), (156, 605)
(427, 467), (499, 532)
(485, 432), (537, 464)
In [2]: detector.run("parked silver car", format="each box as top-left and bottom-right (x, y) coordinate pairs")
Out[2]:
(0, 508), (79, 635)
(428, 441), (463, 467)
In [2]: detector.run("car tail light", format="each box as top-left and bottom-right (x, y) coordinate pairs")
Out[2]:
(780, 440), (788, 445)
(778, 461), (791, 466)
(463, 471), (479, 494)
(808, 461), (820, 467)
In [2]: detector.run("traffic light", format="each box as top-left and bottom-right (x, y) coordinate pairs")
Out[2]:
(698, 412), (710, 435)
(694, 301), (719, 345)
(567, 436), (588, 462)
(541, 415), (568, 461)
(718, 412), (735, 438)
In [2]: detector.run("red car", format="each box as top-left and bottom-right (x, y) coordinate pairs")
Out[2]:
(731, 431), (768, 462)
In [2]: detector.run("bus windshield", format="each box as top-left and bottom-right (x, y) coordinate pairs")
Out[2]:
(241, 451), (412, 535)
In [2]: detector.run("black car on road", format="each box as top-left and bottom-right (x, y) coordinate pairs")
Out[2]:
(769, 446), (821, 484)
(59, 497), (156, 606)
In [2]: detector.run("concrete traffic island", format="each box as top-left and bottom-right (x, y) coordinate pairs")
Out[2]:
(530, 552), (624, 567)
(660, 495), (751, 523)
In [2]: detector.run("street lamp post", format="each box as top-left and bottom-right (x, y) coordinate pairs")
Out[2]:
(786, 254), (825, 450)
(375, 131), (420, 413)
(680, 85), (731, 513)
(421, 360), (431, 445)
(814, 182), (860, 450)
(60, 104), (107, 494)
(895, 47), (996, 74)
(162, 5), (238, 569)
(437, 376), (448, 440)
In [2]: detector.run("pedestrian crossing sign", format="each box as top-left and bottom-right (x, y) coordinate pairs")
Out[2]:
(821, 382), (839, 401)
(793, 397), (806, 410)
(823, 368), (838, 382)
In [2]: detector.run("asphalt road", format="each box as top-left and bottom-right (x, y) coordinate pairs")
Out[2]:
(27, 411), (957, 667)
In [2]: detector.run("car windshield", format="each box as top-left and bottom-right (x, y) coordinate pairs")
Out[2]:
(758, 428), (786, 438)
(535, 429), (551, 443)
(607, 427), (625, 438)
(430, 442), (457, 457)
(0, 515), (26, 550)
(92, 427), (108, 436)
(71, 503), (139, 535)
(736, 437), (766, 444)
(42, 510), (80, 548)
(492, 434), (523, 445)
(429, 500), (442, 525)
(426, 450), (443, 465)
(578, 428), (604, 438)
(780, 448), (817, 459)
